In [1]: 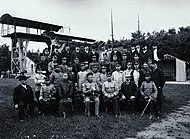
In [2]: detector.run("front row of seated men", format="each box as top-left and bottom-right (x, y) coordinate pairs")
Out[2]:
(13, 68), (159, 122)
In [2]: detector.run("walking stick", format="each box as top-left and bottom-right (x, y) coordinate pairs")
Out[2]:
(140, 98), (151, 117)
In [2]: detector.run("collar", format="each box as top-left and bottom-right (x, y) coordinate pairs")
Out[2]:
(143, 50), (147, 53)
(21, 84), (27, 89)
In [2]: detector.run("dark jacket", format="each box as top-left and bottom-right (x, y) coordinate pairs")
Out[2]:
(151, 68), (166, 89)
(35, 61), (48, 74)
(81, 51), (91, 62)
(110, 51), (122, 62)
(51, 51), (62, 64)
(71, 51), (81, 63)
(121, 60), (128, 71)
(140, 50), (152, 63)
(13, 84), (34, 105)
(58, 80), (73, 99)
(62, 50), (71, 64)
(89, 51), (99, 62)
(120, 81), (137, 99)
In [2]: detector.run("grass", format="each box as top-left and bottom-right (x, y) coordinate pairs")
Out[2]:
(0, 78), (190, 139)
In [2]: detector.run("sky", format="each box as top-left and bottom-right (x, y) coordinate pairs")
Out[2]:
(0, 0), (190, 52)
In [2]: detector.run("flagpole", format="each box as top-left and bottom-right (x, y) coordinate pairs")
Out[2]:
(138, 14), (140, 32)
(111, 9), (114, 47)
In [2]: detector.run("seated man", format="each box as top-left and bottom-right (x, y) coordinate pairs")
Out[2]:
(140, 72), (158, 119)
(58, 72), (73, 118)
(120, 74), (137, 114)
(39, 77), (57, 115)
(82, 72), (100, 117)
(102, 73), (120, 117)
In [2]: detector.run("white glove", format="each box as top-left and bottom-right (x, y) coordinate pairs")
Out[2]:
(92, 87), (96, 91)
(15, 104), (18, 109)
(39, 96), (43, 100)
(122, 95), (126, 99)
(130, 96), (135, 99)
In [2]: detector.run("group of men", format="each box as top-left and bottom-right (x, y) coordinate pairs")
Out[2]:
(13, 43), (166, 122)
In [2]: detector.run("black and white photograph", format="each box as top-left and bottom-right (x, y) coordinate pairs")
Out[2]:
(0, 0), (190, 138)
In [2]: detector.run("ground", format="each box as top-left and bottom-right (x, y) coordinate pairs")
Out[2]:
(0, 78), (190, 139)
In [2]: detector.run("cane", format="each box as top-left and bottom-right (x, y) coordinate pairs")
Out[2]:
(140, 98), (151, 117)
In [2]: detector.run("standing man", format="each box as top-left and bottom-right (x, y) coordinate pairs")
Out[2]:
(13, 75), (35, 122)
(59, 57), (69, 73)
(81, 45), (91, 63)
(110, 45), (122, 62)
(48, 55), (58, 74)
(140, 45), (152, 63)
(124, 61), (133, 77)
(151, 60), (166, 113)
(112, 63), (125, 89)
(90, 45), (99, 63)
(62, 44), (71, 64)
(34, 70), (46, 102)
(71, 45), (81, 63)
(35, 56), (49, 76)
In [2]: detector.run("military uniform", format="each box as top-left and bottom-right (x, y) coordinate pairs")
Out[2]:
(77, 70), (88, 91)
(82, 81), (100, 116)
(102, 80), (119, 115)
(39, 83), (57, 115)
(50, 71), (63, 90)
(140, 80), (158, 117)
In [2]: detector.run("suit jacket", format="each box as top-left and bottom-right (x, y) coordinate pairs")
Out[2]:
(35, 61), (48, 74)
(58, 80), (73, 99)
(81, 51), (91, 62)
(110, 51), (122, 62)
(89, 51), (99, 62)
(151, 68), (166, 89)
(140, 50), (152, 63)
(13, 84), (34, 105)
(71, 51), (81, 63)
(62, 50), (71, 64)
(120, 81), (137, 99)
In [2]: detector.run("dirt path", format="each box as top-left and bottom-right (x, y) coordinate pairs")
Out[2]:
(136, 101), (190, 139)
